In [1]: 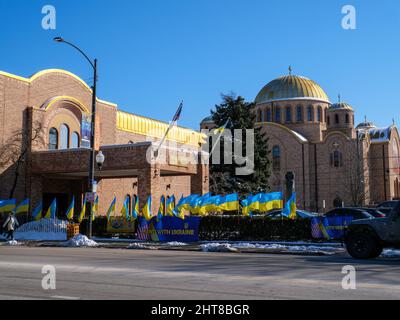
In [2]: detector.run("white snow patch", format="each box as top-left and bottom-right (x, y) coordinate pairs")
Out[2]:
(381, 249), (400, 258)
(6, 240), (19, 246)
(200, 243), (239, 253)
(60, 234), (98, 247)
(128, 243), (157, 250)
(14, 219), (67, 241)
(165, 241), (187, 246)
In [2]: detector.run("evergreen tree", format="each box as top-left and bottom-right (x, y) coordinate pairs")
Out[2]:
(208, 94), (271, 197)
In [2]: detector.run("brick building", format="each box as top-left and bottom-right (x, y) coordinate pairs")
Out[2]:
(0, 69), (209, 217)
(202, 72), (400, 212)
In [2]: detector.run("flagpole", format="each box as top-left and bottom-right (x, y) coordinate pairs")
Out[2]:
(154, 101), (183, 158)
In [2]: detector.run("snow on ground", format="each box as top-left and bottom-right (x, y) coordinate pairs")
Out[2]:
(6, 240), (19, 246)
(200, 243), (239, 253)
(381, 249), (400, 258)
(60, 234), (98, 247)
(164, 241), (187, 246)
(128, 243), (158, 250)
(14, 219), (67, 241)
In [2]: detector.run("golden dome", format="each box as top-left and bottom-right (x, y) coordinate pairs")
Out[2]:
(329, 102), (353, 111)
(255, 75), (330, 104)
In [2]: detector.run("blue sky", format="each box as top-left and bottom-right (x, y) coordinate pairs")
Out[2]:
(1, 0), (399, 129)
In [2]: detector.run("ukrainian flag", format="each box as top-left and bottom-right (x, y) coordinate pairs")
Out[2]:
(248, 193), (262, 211)
(78, 198), (86, 223)
(15, 199), (29, 214)
(91, 195), (99, 221)
(188, 195), (202, 214)
(199, 195), (221, 215)
(0, 199), (16, 213)
(142, 196), (152, 221)
(106, 196), (116, 221)
(121, 196), (130, 221)
(132, 196), (139, 219)
(157, 195), (165, 221)
(218, 194), (239, 211)
(282, 192), (297, 219)
(66, 196), (75, 220)
(174, 195), (186, 220)
(241, 199), (252, 217)
(44, 198), (57, 219)
(166, 195), (175, 217)
(259, 192), (284, 212)
(32, 201), (43, 221)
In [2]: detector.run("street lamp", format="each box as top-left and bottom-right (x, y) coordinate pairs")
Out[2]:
(54, 36), (97, 239)
(96, 151), (105, 170)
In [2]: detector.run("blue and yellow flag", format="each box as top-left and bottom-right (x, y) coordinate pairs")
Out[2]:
(121, 196), (130, 221)
(0, 199), (16, 213)
(199, 195), (221, 215)
(15, 199), (29, 214)
(259, 192), (284, 212)
(282, 192), (297, 219)
(132, 196), (139, 219)
(218, 194), (239, 211)
(32, 201), (43, 221)
(142, 196), (152, 221)
(106, 196), (116, 222)
(173, 195), (186, 220)
(166, 195), (175, 217)
(66, 196), (75, 220)
(91, 195), (99, 221)
(78, 198), (86, 223)
(241, 199), (253, 217)
(44, 198), (57, 219)
(157, 195), (165, 221)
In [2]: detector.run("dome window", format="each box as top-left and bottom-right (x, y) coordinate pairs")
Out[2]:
(266, 108), (271, 122)
(335, 114), (339, 124)
(345, 114), (350, 124)
(296, 105), (303, 122)
(307, 106), (314, 122)
(285, 106), (292, 122)
(317, 107), (322, 122)
(272, 145), (281, 171)
(275, 107), (281, 122)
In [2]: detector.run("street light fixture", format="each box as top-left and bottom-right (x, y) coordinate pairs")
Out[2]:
(54, 36), (97, 239)
(96, 151), (105, 170)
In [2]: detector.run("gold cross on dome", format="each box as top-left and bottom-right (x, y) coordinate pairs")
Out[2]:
(288, 66), (292, 75)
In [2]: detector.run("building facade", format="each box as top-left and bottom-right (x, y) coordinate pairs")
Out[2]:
(0, 69), (209, 217)
(202, 72), (400, 212)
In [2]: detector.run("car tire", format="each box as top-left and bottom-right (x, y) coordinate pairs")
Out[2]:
(345, 232), (383, 259)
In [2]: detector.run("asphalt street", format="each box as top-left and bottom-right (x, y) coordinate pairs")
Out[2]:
(0, 246), (399, 300)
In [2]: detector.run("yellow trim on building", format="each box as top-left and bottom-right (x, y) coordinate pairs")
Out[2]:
(117, 111), (205, 147)
(0, 69), (117, 108)
(40, 96), (90, 114)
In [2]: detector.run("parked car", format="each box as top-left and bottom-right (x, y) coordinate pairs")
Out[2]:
(323, 207), (374, 220)
(265, 209), (317, 220)
(377, 200), (400, 208)
(354, 207), (386, 218)
(345, 202), (400, 259)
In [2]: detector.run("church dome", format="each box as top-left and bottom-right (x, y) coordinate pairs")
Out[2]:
(329, 102), (354, 111)
(255, 74), (330, 104)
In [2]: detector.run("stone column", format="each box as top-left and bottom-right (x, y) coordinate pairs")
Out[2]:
(137, 164), (161, 214)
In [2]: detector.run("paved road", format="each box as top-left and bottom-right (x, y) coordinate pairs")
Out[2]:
(0, 246), (399, 300)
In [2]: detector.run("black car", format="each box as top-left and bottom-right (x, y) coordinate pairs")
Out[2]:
(377, 200), (400, 208)
(323, 207), (374, 220)
(354, 207), (386, 218)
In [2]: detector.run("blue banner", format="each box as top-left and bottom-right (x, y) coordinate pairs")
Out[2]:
(137, 216), (201, 242)
(311, 216), (353, 240)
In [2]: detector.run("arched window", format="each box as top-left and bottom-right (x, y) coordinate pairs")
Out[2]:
(335, 114), (339, 124)
(275, 107), (281, 122)
(257, 109), (262, 122)
(272, 145), (281, 171)
(285, 106), (292, 122)
(60, 124), (70, 149)
(71, 132), (80, 148)
(327, 116), (330, 125)
(307, 106), (314, 122)
(266, 108), (271, 122)
(330, 150), (343, 167)
(345, 114), (350, 124)
(296, 105), (303, 122)
(317, 107), (322, 122)
(49, 127), (58, 150)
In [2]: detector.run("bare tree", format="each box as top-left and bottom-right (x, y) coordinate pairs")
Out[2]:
(346, 148), (369, 207)
(0, 121), (44, 198)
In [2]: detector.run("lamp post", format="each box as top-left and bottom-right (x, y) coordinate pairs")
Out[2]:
(54, 37), (97, 238)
